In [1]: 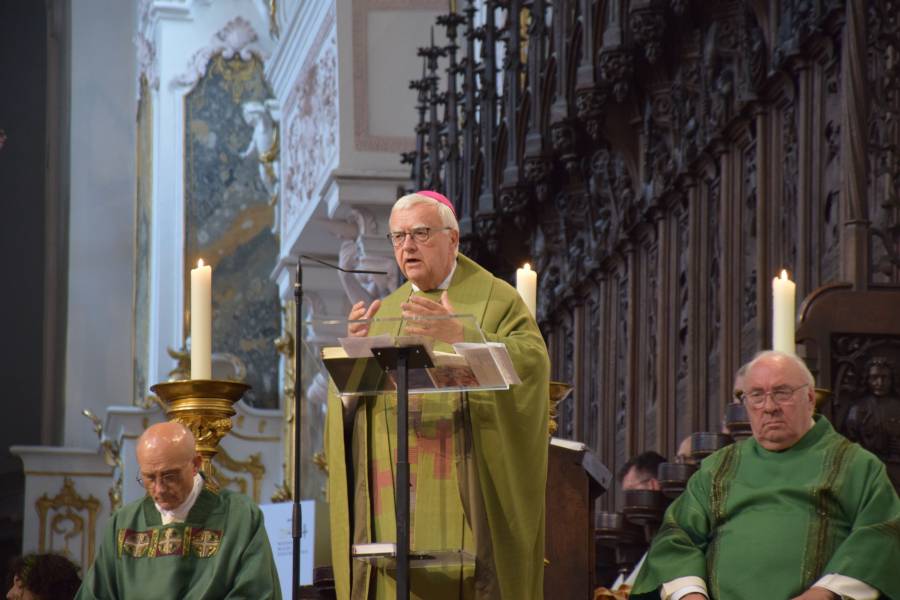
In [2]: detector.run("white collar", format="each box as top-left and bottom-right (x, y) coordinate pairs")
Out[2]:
(156, 473), (203, 525)
(410, 260), (457, 292)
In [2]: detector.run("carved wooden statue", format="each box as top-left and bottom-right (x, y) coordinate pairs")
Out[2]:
(845, 356), (900, 487)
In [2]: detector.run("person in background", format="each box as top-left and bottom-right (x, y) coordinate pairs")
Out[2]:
(605, 451), (669, 593)
(7, 553), (81, 600)
(619, 451), (667, 492)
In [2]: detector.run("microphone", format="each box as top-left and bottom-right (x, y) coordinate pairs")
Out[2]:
(290, 253), (387, 600)
(299, 254), (388, 276)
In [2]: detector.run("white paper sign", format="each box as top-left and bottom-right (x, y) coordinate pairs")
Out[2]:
(260, 501), (314, 597)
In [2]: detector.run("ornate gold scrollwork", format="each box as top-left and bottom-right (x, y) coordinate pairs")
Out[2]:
(548, 382), (574, 436)
(36, 478), (101, 568)
(274, 299), (296, 500)
(211, 446), (266, 503)
(268, 0), (279, 39)
(166, 345), (191, 382)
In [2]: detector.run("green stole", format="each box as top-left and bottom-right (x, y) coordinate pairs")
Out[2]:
(631, 416), (900, 599)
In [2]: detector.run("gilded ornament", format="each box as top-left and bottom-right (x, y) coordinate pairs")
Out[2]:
(150, 379), (250, 491)
(36, 478), (101, 567)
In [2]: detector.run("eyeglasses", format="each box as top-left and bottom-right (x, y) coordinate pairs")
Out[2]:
(386, 227), (451, 247)
(743, 383), (809, 408)
(137, 461), (191, 489)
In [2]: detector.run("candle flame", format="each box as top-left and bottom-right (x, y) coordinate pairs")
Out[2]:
(779, 269), (788, 280)
(197, 259), (205, 268)
(523, 263), (531, 270)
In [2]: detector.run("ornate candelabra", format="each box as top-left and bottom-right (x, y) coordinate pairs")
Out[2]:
(149, 379), (250, 490)
(548, 381), (574, 435)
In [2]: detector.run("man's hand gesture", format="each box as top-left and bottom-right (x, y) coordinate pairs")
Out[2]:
(347, 300), (381, 337)
(401, 292), (464, 344)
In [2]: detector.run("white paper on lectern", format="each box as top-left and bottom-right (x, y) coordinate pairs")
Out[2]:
(451, 342), (522, 386)
(260, 501), (314, 596)
(486, 342), (522, 384)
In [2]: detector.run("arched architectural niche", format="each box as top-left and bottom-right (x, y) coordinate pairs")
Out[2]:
(141, 9), (276, 404)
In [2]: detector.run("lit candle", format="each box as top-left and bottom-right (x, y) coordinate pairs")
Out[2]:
(516, 263), (537, 318)
(191, 259), (212, 379)
(771, 269), (796, 354)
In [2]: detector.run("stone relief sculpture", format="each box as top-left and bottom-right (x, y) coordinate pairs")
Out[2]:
(239, 100), (280, 235)
(331, 209), (399, 307)
(846, 356), (900, 487)
(240, 100), (280, 201)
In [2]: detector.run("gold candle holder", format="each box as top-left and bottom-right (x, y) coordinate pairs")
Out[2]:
(814, 387), (832, 409)
(548, 381), (574, 435)
(149, 379), (251, 490)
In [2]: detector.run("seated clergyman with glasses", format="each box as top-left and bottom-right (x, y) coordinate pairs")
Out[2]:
(630, 350), (900, 600)
(76, 422), (281, 600)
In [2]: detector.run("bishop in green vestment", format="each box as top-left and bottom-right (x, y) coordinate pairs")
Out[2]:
(76, 422), (281, 600)
(632, 351), (900, 600)
(326, 191), (550, 600)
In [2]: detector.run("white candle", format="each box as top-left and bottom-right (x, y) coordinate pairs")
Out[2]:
(190, 259), (212, 379)
(772, 269), (796, 354)
(516, 263), (538, 318)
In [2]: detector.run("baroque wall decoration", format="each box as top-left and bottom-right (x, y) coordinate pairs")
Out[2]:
(36, 478), (101, 571)
(184, 53), (280, 409)
(282, 7), (337, 229)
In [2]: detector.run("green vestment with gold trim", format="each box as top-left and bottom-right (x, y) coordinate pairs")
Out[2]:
(75, 488), (281, 600)
(326, 254), (550, 600)
(631, 416), (900, 599)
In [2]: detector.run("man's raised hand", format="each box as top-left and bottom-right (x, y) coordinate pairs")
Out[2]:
(347, 300), (381, 337)
(400, 291), (464, 344)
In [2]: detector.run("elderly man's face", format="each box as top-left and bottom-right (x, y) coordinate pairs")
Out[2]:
(390, 203), (458, 291)
(743, 356), (816, 451)
(137, 444), (200, 510)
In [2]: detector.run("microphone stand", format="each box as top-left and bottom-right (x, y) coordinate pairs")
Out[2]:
(291, 254), (387, 600)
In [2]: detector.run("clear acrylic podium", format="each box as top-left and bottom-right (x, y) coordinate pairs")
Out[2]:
(312, 315), (518, 600)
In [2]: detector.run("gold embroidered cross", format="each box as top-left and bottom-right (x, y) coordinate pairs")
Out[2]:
(124, 532), (151, 557)
(191, 529), (221, 558)
(156, 527), (182, 555)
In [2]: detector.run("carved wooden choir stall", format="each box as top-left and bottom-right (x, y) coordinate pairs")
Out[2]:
(386, 0), (900, 597)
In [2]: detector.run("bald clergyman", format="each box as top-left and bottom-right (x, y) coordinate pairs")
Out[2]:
(76, 422), (281, 600)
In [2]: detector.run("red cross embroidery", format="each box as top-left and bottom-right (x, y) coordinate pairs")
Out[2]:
(415, 419), (453, 479)
(371, 460), (394, 515)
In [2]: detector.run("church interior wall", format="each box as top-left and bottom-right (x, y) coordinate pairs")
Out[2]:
(64, 0), (137, 450)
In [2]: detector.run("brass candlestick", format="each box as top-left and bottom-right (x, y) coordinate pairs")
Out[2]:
(814, 387), (832, 408)
(548, 381), (574, 435)
(149, 379), (250, 490)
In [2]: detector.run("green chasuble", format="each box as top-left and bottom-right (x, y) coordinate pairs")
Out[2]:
(326, 254), (550, 600)
(631, 416), (900, 600)
(76, 487), (281, 600)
